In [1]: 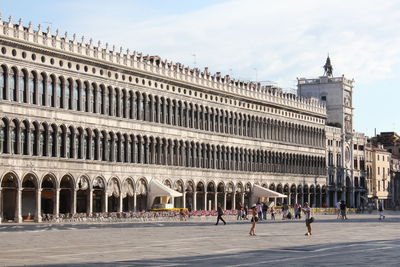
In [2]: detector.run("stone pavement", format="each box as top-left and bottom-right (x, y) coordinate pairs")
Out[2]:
(0, 212), (400, 266)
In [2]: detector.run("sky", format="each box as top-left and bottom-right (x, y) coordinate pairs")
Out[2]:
(1, 0), (400, 137)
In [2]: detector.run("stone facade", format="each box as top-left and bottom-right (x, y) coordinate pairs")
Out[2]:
(0, 17), (327, 223)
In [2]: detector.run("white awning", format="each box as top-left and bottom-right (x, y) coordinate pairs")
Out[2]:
(149, 179), (182, 198)
(147, 179), (182, 208)
(253, 184), (287, 198)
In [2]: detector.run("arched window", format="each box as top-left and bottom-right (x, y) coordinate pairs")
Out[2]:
(0, 122), (5, 153)
(48, 77), (55, 107)
(39, 129), (45, 156)
(65, 80), (71, 109)
(99, 134), (104, 160)
(29, 73), (35, 104)
(9, 69), (17, 101)
(48, 129), (53, 157)
(0, 67), (5, 100)
(58, 129), (64, 157)
(73, 81), (78, 110)
(160, 98), (165, 123)
(19, 72), (25, 102)
(127, 92), (132, 119)
(38, 74), (45, 106)
(75, 132), (81, 159)
(99, 86), (104, 114)
(21, 125), (28, 155)
(31, 127), (37, 156)
(90, 134), (95, 160)
(82, 83), (87, 112)
(138, 94), (144, 120)
(10, 125), (17, 154)
(104, 88), (109, 115)
(55, 78), (61, 108)
(83, 132), (89, 159)
(110, 88), (116, 116)
(92, 84), (98, 113)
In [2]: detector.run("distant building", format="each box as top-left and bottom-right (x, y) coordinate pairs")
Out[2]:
(370, 146), (391, 207)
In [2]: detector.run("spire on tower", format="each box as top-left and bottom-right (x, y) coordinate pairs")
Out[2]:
(323, 55), (333, 77)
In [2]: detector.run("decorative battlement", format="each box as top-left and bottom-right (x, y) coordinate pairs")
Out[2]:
(297, 76), (354, 87)
(0, 15), (326, 116)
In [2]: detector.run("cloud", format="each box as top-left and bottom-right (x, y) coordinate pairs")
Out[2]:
(54, 0), (400, 89)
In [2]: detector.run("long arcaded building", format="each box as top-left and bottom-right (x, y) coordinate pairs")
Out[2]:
(0, 17), (327, 223)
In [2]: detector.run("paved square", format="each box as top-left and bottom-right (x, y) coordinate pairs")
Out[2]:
(1, 213), (400, 266)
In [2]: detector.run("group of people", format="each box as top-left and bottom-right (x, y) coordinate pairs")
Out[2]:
(249, 202), (314, 236)
(336, 200), (348, 220)
(236, 202), (307, 222)
(217, 202), (314, 236)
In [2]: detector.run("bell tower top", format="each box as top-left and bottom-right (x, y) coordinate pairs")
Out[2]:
(323, 55), (333, 77)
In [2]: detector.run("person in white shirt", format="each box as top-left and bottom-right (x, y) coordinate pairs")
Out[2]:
(302, 202), (313, 236)
(336, 201), (342, 219)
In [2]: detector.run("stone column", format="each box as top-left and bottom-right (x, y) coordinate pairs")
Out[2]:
(133, 192), (137, 212)
(72, 189), (77, 214)
(15, 188), (22, 223)
(232, 193), (236, 210)
(214, 193), (218, 210)
(88, 189), (93, 215)
(193, 192), (197, 211)
(182, 192), (186, 209)
(35, 189), (42, 222)
(0, 188), (2, 223)
(204, 192), (208, 210)
(119, 195), (123, 213)
(288, 193), (291, 206)
(54, 189), (60, 218)
(223, 193), (227, 210)
(241, 193), (245, 208)
(104, 191), (108, 213)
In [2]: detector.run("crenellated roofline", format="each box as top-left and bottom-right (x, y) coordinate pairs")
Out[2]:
(0, 15), (326, 116)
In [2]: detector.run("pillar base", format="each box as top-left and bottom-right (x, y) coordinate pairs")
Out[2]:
(35, 215), (42, 223)
(16, 216), (23, 223)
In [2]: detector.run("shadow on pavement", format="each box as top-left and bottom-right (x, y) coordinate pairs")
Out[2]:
(29, 239), (400, 266)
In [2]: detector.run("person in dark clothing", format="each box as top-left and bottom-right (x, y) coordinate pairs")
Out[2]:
(340, 200), (348, 220)
(215, 205), (226, 225)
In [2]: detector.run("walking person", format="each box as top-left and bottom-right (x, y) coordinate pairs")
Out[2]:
(243, 206), (248, 220)
(249, 204), (258, 236)
(302, 202), (313, 236)
(236, 203), (242, 220)
(336, 201), (342, 219)
(340, 200), (348, 220)
(378, 200), (385, 220)
(215, 205), (226, 225)
(257, 202), (263, 221)
(188, 204), (192, 218)
(295, 203), (301, 219)
(270, 206), (275, 220)
(262, 202), (268, 220)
